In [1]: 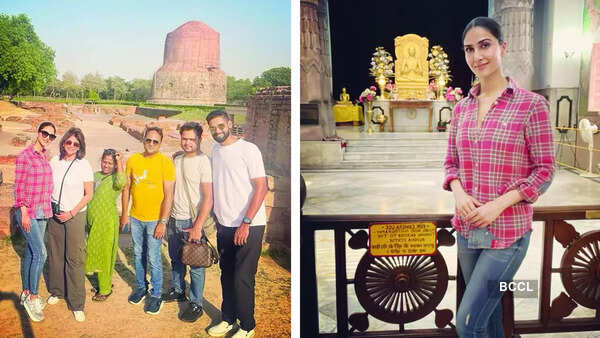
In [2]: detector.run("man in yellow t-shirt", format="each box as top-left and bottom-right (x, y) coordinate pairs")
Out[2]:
(120, 126), (175, 315)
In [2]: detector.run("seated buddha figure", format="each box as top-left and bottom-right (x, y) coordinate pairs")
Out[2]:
(337, 87), (352, 105)
(400, 46), (424, 81)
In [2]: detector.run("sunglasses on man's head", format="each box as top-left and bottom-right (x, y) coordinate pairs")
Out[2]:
(65, 140), (80, 148)
(209, 123), (227, 132)
(40, 130), (56, 141)
(144, 138), (160, 145)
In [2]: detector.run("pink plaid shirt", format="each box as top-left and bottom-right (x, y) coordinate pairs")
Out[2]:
(14, 145), (54, 219)
(443, 78), (555, 249)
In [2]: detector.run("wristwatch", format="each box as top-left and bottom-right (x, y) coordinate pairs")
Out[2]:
(159, 218), (168, 225)
(242, 217), (252, 225)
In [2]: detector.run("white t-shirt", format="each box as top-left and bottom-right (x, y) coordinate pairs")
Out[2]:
(50, 155), (94, 213)
(211, 139), (266, 227)
(171, 153), (212, 220)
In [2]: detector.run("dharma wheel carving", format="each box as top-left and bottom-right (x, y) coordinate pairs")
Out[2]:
(354, 252), (449, 324)
(560, 230), (600, 309)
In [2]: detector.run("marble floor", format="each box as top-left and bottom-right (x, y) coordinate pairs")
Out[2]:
(302, 169), (600, 336)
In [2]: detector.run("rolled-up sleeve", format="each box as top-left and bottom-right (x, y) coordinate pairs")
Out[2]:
(507, 96), (555, 203)
(13, 153), (29, 208)
(443, 103), (462, 191)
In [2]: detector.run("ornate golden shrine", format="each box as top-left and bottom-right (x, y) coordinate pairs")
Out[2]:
(394, 34), (429, 99)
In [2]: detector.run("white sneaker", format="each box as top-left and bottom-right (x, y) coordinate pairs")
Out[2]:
(231, 328), (255, 338)
(207, 321), (234, 337)
(73, 310), (85, 322)
(23, 295), (44, 322)
(19, 290), (29, 305)
(47, 295), (60, 305)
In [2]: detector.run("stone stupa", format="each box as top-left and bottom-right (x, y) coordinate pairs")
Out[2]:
(150, 21), (226, 105)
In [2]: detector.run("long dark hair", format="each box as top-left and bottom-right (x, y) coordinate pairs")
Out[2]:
(462, 17), (503, 44)
(59, 127), (86, 160)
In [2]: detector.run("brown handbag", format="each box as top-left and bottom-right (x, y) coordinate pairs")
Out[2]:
(178, 155), (219, 268)
(181, 236), (219, 268)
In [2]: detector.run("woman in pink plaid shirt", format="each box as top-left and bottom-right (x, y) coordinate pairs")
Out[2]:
(444, 17), (555, 337)
(13, 121), (57, 322)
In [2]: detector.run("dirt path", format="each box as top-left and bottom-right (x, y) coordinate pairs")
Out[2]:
(0, 104), (290, 337)
(0, 235), (290, 337)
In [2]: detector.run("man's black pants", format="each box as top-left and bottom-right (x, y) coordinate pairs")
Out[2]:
(217, 224), (265, 331)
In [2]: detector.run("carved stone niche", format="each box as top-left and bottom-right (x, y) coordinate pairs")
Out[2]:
(394, 34), (429, 100)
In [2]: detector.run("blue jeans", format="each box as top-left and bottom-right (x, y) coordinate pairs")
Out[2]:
(456, 230), (531, 338)
(167, 218), (206, 305)
(130, 217), (163, 298)
(18, 209), (48, 295)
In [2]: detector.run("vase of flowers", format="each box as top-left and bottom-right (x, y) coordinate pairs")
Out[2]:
(359, 86), (377, 134)
(444, 86), (463, 104)
(370, 47), (394, 99)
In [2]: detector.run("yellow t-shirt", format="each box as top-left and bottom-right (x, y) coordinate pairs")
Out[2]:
(126, 152), (175, 221)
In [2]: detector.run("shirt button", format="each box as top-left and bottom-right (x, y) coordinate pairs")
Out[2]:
(474, 187), (478, 192)
(502, 122), (508, 127)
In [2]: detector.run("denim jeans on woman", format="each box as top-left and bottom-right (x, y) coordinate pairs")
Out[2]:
(456, 230), (531, 338)
(167, 218), (205, 305)
(130, 217), (163, 298)
(17, 207), (48, 295)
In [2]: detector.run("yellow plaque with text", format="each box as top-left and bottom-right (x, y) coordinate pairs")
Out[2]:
(369, 222), (437, 256)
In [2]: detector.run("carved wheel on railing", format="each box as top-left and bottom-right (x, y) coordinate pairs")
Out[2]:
(354, 251), (449, 324)
(560, 229), (600, 310)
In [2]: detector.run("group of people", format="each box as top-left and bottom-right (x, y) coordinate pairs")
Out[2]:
(14, 110), (266, 338)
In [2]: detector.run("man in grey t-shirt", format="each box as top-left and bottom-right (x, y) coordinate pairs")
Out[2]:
(163, 122), (213, 323)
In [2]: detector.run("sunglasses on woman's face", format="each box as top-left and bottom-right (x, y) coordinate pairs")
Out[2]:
(40, 130), (56, 141)
(65, 140), (80, 148)
(144, 138), (160, 145)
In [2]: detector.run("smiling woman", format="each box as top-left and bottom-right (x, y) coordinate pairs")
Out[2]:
(444, 17), (555, 337)
(47, 127), (94, 322)
(12, 121), (56, 322)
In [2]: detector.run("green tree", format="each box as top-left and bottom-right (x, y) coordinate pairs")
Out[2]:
(81, 72), (106, 97)
(88, 89), (100, 102)
(0, 14), (56, 97)
(126, 78), (152, 102)
(62, 71), (79, 99)
(227, 76), (253, 104)
(106, 76), (128, 100)
(252, 66), (291, 89)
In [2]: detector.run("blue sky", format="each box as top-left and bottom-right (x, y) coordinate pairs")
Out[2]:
(0, 0), (290, 81)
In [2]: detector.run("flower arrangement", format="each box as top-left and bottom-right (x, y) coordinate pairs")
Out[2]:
(370, 47), (394, 78)
(370, 47), (394, 98)
(444, 86), (463, 102)
(384, 81), (395, 94)
(359, 86), (377, 103)
(428, 45), (452, 100)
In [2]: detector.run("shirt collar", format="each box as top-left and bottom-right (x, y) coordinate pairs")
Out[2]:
(468, 77), (517, 99)
(26, 144), (46, 157)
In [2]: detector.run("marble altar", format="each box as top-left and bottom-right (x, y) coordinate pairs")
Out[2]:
(373, 98), (452, 132)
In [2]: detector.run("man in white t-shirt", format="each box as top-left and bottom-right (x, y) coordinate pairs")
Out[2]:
(206, 111), (267, 338)
(163, 122), (213, 323)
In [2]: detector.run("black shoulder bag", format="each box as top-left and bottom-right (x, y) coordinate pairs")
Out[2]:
(51, 159), (76, 223)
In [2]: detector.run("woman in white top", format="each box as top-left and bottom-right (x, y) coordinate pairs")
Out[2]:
(46, 127), (94, 322)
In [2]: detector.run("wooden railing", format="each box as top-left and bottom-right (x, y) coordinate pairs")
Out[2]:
(300, 206), (600, 337)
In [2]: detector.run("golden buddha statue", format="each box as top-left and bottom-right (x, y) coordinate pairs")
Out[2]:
(337, 87), (351, 105)
(394, 34), (429, 99)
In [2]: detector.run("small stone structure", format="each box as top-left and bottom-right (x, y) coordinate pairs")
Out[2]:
(150, 21), (227, 106)
(244, 87), (291, 253)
